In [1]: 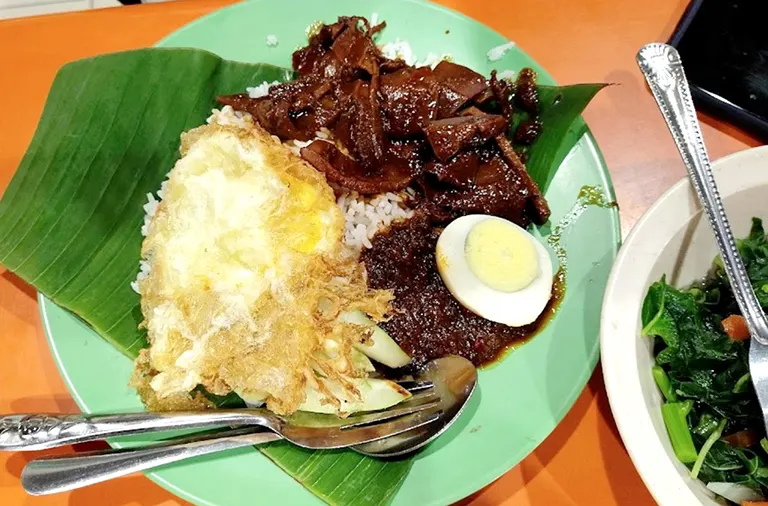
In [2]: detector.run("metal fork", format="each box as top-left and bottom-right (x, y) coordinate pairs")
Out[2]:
(637, 43), (768, 431)
(21, 403), (440, 496)
(0, 382), (437, 452)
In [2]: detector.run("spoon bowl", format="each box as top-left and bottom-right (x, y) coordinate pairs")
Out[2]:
(354, 355), (478, 457)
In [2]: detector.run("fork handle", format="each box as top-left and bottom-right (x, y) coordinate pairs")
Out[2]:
(0, 410), (274, 451)
(22, 428), (282, 495)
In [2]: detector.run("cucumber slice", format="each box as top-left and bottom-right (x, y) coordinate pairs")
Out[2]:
(339, 310), (412, 368)
(299, 376), (411, 415)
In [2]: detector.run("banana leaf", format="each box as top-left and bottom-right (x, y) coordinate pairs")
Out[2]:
(0, 48), (407, 506)
(513, 84), (607, 192)
(0, 48), (602, 505)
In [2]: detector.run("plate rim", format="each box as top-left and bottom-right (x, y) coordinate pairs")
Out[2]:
(37, 0), (622, 504)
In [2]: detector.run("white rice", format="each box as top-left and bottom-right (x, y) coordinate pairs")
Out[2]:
(134, 177), (168, 293)
(379, 39), (416, 66)
(416, 52), (453, 69)
(130, 259), (153, 294)
(206, 105), (252, 128)
(337, 190), (414, 250)
(285, 127), (332, 156)
(497, 69), (516, 81)
(265, 35), (278, 47)
(379, 40), (452, 69)
(487, 41), (516, 62)
(246, 81), (282, 99)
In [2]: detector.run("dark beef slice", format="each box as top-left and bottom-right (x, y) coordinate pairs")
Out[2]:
(250, 99), (275, 131)
(217, 93), (256, 114)
(330, 81), (357, 148)
(424, 151), (479, 189)
(459, 106), (485, 117)
(436, 85), (467, 118)
(489, 70), (515, 120)
(293, 45), (326, 76)
(423, 114), (507, 161)
(300, 141), (414, 194)
(380, 58), (409, 74)
(226, 95), (309, 141)
(218, 78), (337, 141)
(292, 21), (340, 75)
(294, 17), (375, 78)
(300, 140), (368, 183)
(330, 23), (380, 76)
(515, 67), (539, 113)
(433, 61), (488, 102)
(344, 80), (386, 171)
(495, 136), (550, 224)
(289, 79), (332, 112)
(380, 67), (439, 138)
(293, 95), (340, 135)
(473, 87), (495, 107)
(513, 119), (542, 145)
(384, 138), (429, 174)
(424, 117), (477, 162)
(430, 153), (531, 226)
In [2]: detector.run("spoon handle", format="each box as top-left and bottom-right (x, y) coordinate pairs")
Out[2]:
(21, 428), (281, 496)
(636, 43), (768, 344)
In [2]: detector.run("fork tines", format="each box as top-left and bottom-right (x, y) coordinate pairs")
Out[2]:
(340, 385), (439, 430)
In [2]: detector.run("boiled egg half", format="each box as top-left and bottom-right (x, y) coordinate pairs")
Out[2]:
(436, 214), (553, 327)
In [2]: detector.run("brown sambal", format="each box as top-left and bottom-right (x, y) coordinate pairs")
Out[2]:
(362, 212), (563, 369)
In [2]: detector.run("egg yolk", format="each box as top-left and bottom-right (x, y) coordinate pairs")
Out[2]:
(464, 219), (539, 292)
(279, 173), (324, 253)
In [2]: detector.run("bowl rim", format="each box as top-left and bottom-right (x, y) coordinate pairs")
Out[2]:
(600, 145), (768, 506)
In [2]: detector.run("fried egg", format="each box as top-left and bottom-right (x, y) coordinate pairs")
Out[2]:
(132, 119), (406, 416)
(436, 214), (553, 327)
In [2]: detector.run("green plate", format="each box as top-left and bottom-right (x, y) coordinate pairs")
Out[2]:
(40, 0), (620, 504)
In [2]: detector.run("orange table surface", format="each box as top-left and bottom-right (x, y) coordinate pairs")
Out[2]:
(0, 0), (761, 505)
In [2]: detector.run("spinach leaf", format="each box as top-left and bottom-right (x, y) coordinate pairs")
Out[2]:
(643, 218), (768, 503)
(642, 278), (680, 348)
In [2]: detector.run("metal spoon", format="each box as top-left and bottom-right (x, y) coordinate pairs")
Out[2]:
(637, 43), (768, 432)
(21, 356), (477, 495)
(354, 354), (477, 457)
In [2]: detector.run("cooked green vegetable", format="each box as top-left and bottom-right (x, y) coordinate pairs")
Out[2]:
(693, 413), (720, 437)
(735, 373), (753, 394)
(653, 365), (678, 402)
(661, 401), (697, 463)
(691, 418), (727, 479)
(642, 218), (768, 503)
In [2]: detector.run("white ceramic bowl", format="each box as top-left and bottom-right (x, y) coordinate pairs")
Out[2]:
(601, 145), (768, 506)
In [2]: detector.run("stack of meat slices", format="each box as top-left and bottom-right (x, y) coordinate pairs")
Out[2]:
(218, 16), (550, 228)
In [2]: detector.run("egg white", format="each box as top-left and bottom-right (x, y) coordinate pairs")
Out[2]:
(436, 214), (554, 327)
